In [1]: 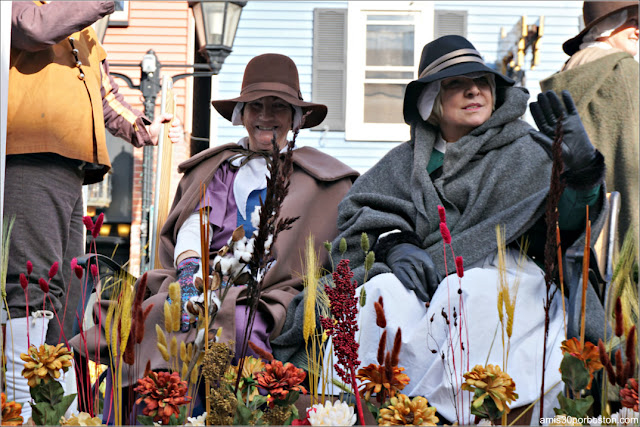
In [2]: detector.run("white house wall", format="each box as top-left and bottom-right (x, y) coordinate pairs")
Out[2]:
(216, 1), (582, 173)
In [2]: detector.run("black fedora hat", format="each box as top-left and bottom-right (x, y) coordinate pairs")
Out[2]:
(403, 35), (514, 124)
(562, 1), (638, 56)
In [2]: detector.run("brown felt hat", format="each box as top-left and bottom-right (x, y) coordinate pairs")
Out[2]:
(563, 1), (638, 55)
(211, 53), (327, 129)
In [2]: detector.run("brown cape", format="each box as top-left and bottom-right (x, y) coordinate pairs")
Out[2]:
(70, 143), (358, 385)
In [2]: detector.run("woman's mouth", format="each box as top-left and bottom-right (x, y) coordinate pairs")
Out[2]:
(463, 103), (482, 110)
(257, 126), (276, 131)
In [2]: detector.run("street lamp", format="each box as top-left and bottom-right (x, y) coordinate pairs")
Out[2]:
(106, 1), (246, 273)
(190, 1), (247, 74)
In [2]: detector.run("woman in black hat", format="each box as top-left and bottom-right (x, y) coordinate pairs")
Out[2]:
(324, 35), (606, 423)
(541, 1), (638, 246)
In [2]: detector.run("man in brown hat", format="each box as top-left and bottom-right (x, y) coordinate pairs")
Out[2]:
(541, 1), (638, 245)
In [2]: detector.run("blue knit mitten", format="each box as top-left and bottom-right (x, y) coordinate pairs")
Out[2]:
(169, 257), (201, 332)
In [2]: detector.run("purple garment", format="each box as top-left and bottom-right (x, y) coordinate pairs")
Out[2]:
(195, 162), (238, 250)
(234, 304), (273, 363)
(194, 162), (274, 358)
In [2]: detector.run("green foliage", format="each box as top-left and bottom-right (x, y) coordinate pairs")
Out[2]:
(234, 389), (266, 425)
(137, 406), (187, 426)
(361, 233), (370, 253)
(359, 287), (367, 307)
(324, 241), (332, 254)
(339, 238), (347, 255)
(554, 392), (594, 419)
(30, 380), (77, 426)
(1, 216), (16, 299)
(137, 415), (156, 425)
(469, 388), (504, 421)
(365, 399), (380, 422)
(364, 251), (375, 273)
(560, 353), (591, 393)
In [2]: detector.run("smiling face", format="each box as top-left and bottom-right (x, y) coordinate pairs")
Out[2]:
(438, 75), (494, 142)
(602, 9), (639, 56)
(242, 96), (293, 151)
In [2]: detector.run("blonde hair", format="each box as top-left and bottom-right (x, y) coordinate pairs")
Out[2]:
(427, 74), (497, 126)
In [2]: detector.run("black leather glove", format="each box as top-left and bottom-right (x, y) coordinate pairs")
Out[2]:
(386, 243), (441, 303)
(529, 90), (596, 172)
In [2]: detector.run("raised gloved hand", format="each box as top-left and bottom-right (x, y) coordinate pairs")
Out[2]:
(168, 257), (201, 332)
(529, 90), (596, 172)
(386, 243), (441, 303)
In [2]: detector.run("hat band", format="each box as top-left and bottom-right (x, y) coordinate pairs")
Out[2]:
(240, 82), (301, 100)
(419, 48), (484, 79)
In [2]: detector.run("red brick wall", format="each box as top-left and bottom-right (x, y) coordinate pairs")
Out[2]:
(102, 1), (194, 276)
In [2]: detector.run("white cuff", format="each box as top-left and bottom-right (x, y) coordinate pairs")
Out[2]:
(174, 212), (213, 268)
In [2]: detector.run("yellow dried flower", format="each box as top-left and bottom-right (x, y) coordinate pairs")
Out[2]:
(169, 282), (181, 332)
(170, 336), (178, 359)
(60, 412), (103, 425)
(157, 343), (170, 362)
(378, 394), (439, 426)
(462, 365), (518, 414)
(180, 341), (188, 362)
(156, 324), (167, 348)
(20, 343), (73, 387)
(1, 392), (23, 426)
(163, 301), (172, 332)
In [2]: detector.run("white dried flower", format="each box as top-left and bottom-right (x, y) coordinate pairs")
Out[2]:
(251, 206), (261, 229)
(264, 235), (274, 251)
(611, 408), (640, 425)
(477, 419), (493, 426)
(308, 400), (356, 426)
(186, 412), (207, 426)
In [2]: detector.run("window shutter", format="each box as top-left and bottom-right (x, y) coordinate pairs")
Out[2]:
(434, 10), (468, 38)
(312, 8), (347, 131)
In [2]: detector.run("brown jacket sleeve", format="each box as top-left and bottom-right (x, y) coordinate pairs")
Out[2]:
(101, 60), (153, 147)
(11, 1), (114, 52)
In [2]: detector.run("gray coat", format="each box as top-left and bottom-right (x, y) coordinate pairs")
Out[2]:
(272, 86), (607, 368)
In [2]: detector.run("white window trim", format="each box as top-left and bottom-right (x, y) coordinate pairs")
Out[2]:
(345, 1), (433, 142)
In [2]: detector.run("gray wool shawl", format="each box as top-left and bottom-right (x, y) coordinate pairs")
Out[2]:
(272, 86), (607, 367)
(335, 86), (552, 284)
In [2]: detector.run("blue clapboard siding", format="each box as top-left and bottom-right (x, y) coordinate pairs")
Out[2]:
(216, 1), (582, 173)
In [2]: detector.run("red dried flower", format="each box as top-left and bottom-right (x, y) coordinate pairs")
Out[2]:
(620, 378), (638, 412)
(374, 300), (386, 329)
(455, 256), (464, 278)
(20, 274), (28, 290)
(74, 265), (84, 279)
(615, 297), (624, 338)
(92, 213), (104, 238)
(70, 258), (77, 271)
(440, 223), (452, 245)
(134, 371), (192, 425)
(90, 264), (98, 277)
(48, 262), (59, 280)
(82, 216), (94, 232)
(38, 278), (49, 293)
(320, 259), (360, 384)
(438, 205), (446, 223)
(256, 360), (307, 407)
(26, 260), (33, 275)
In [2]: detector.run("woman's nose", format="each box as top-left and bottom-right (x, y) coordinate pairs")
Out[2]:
(465, 82), (480, 96)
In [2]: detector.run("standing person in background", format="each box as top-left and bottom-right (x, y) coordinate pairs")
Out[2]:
(4, 1), (184, 418)
(541, 1), (638, 245)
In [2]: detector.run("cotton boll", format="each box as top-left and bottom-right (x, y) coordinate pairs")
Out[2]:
(251, 206), (261, 229)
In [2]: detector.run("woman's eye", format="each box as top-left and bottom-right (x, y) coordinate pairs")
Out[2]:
(475, 78), (490, 86)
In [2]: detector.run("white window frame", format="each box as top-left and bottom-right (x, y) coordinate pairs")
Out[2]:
(109, 1), (130, 27)
(345, 2), (434, 142)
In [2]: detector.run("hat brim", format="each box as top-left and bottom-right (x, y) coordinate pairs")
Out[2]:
(212, 90), (327, 129)
(562, 4), (638, 56)
(402, 61), (514, 124)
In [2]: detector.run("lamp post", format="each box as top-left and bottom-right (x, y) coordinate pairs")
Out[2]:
(108, 0), (246, 273)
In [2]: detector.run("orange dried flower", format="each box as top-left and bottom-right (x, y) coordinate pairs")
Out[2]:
(1, 392), (24, 426)
(357, 363), (410, 403)
(20, 343), (73, 387)
(620, 378), (638, 412)
(134, 371), (192, 425)
(561, 337), (603, 389)
(462, 364), (518, 414)
(255, 360), (307, 407)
